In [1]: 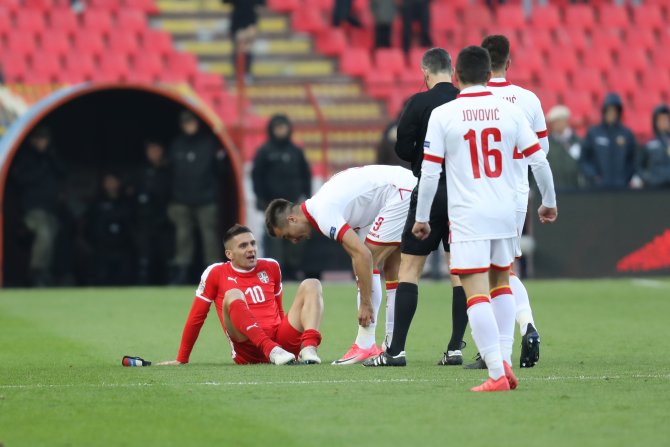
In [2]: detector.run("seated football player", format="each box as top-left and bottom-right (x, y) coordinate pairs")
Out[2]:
(157, 224), (324, 366)
(264, 165), (417, 365)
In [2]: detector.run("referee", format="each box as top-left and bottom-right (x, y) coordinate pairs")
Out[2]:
(364, 48), (467, 366)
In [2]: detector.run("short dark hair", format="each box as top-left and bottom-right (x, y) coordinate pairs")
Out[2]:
(456, 46), (492, 86)
(179, 110), (197, 123)
(223, 224), (252, 246)
(264, 198), (295, 237)
(481, 35), (510, 72)
(421, 48), (453, 75)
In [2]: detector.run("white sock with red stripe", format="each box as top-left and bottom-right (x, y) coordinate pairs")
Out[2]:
(490, 285), (516, 366)
(510, 274), (535, 336)
(384, 281), (398, 348)
(467, 295), (504, 380)
(355, 271), (382, 349)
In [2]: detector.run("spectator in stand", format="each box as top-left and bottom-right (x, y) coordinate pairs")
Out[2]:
(579, 93), (637, 189)
(332, 0), (362, 28)
(371, 0), (397, 48)
(401, 0), (433, 55)
(252, 114), (311, 280)
(546, 105), (584, 191)
(638, 105), (670, 188)
(8, 126), (64, 287)
(133, 140), (173, 284)
(86, 173), (135, 286)
(377, 119), (410, 168)
(167, 111), (225, 285)
(223, 0), (263, 83)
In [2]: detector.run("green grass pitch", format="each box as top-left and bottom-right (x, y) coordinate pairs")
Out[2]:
(1, 278), (670, 447)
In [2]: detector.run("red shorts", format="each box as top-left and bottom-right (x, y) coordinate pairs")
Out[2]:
(231, 316), (302, 365)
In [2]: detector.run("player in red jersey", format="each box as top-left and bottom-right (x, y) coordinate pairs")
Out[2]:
(157, 224), (324, 366)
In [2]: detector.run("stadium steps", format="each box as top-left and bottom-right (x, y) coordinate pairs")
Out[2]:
(154, 0), (388, 170)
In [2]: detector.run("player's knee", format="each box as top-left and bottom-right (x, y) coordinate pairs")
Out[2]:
(298, 278), (322, 297)
(223, 289), (245, 307)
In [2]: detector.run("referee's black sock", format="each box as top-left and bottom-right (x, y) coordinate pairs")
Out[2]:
(387, 282), (418, 356)
(447, 286), (469, 352)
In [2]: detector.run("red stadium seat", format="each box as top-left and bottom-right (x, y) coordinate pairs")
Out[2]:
(48, 9), (78, 37)
(523, 28), (553, 54)
(316, 29), (347, 56)
(532, 89), (559, 111)
(374, 48), (405, 76)
(6, 32), (38, 57)
(88, 0), (121, 12)
(598, 5), (630, 29)
(511, 50), (544, 79)
(590, 30), (622, 54)
(24, 0), (58, 9)
(462, 6), (493, 30)
(541, 72), (569, 92)
(340, 48), (371, 77)
(529, 5), (561, 31)
(267, 0), (300, 13)
(65, 51), (97, 81)
(98, 53), (130, 80)
(166, 51), (199, 79)
(564, 5), (595, 31)
(40, 32), (71, 59)
(82, 10), (114, 37)
(625, 29), (657, 53)
(496, 5), (527, 31)
(31, 53), (62, 82)
(140, 30), (174, 57)
(618, 48), (649, 74)
(364, 70), (395, 100)
(461, 27), (486, 46)
(632, 5), (665, 33)
(193, 72), (225, 93)
(650, 47), (670, 71)
(121, 0), (159, 15)
(564, 95), (596, 123)
(73, 32), (106, 59)
(546, 50), (579, 76)
(116, 10), (147, 35)
(554, 28), (588, 55)
(108, 33), (139, 58)
(579, 69), (606, 98)
(606, 70), (637, 98)
(132, 53), (164, 80)
(16, 10), (47, 34)
(430, 3), (455, 33)
(582, 50), (613, 73)
(291, 8), (326, 34)
(0, 52), (29, 82)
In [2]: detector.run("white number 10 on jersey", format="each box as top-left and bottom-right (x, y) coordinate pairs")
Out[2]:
(245, 286), (266, 304)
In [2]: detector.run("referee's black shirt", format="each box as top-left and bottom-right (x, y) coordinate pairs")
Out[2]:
(394, 82), (459, 177)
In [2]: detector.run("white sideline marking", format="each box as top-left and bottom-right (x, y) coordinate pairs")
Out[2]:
(631, 279), (670, 289)
(1, 374), (669, 389)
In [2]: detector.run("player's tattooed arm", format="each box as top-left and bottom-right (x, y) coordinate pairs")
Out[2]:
(340, 229), (375, 327)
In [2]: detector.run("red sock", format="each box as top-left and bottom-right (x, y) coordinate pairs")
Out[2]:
(301, 329), (322, 348)
(228, 300), (278, 359)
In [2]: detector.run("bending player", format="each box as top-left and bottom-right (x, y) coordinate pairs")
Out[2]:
(479, 34), (549, 368)
(157, 224), (324, 366)
(413, 46), (557, 391)
(265, 165), (416, 365)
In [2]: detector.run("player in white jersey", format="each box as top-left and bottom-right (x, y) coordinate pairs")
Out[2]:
(481, 35), (549, 368)
(413, 46), (557, 391)
(265, 165), (417, 365)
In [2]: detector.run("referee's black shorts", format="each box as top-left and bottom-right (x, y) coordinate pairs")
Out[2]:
(400, 179), (450, 256)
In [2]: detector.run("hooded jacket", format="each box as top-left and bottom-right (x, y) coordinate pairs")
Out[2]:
(251, 115), (311, 209)
(579, 93), (637, 188)
(168, 129), (223, 206)
(638, 105), (670, 188)
(9, 143), (65, 212)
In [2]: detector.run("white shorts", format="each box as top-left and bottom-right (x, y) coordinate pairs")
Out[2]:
(515, 210), (526, 257)
(449, 238), (517, 275)
(361, 188), (412, 246)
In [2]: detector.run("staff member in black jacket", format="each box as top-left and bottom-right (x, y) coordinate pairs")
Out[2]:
(364, 48), (466, 367)
(9, 126), (64, 286)
(167, 111), (225, 285)
(252, 114), (311, 279)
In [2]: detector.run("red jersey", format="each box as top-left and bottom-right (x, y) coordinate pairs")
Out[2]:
(176, 258), (284, 363)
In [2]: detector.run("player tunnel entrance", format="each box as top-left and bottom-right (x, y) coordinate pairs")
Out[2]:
(0, 83), (244, 287)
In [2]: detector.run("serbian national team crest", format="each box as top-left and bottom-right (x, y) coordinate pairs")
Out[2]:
(257, 271), (270, 284)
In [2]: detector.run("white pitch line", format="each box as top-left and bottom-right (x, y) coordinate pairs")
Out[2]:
(631, 278), (670, 289)
(1, 374), (669, 389)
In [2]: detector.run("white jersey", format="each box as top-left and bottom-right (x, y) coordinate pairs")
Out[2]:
(487, 78), (549, 211)
(418, 86), (549, 242)
(302, 165), (416, 243)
